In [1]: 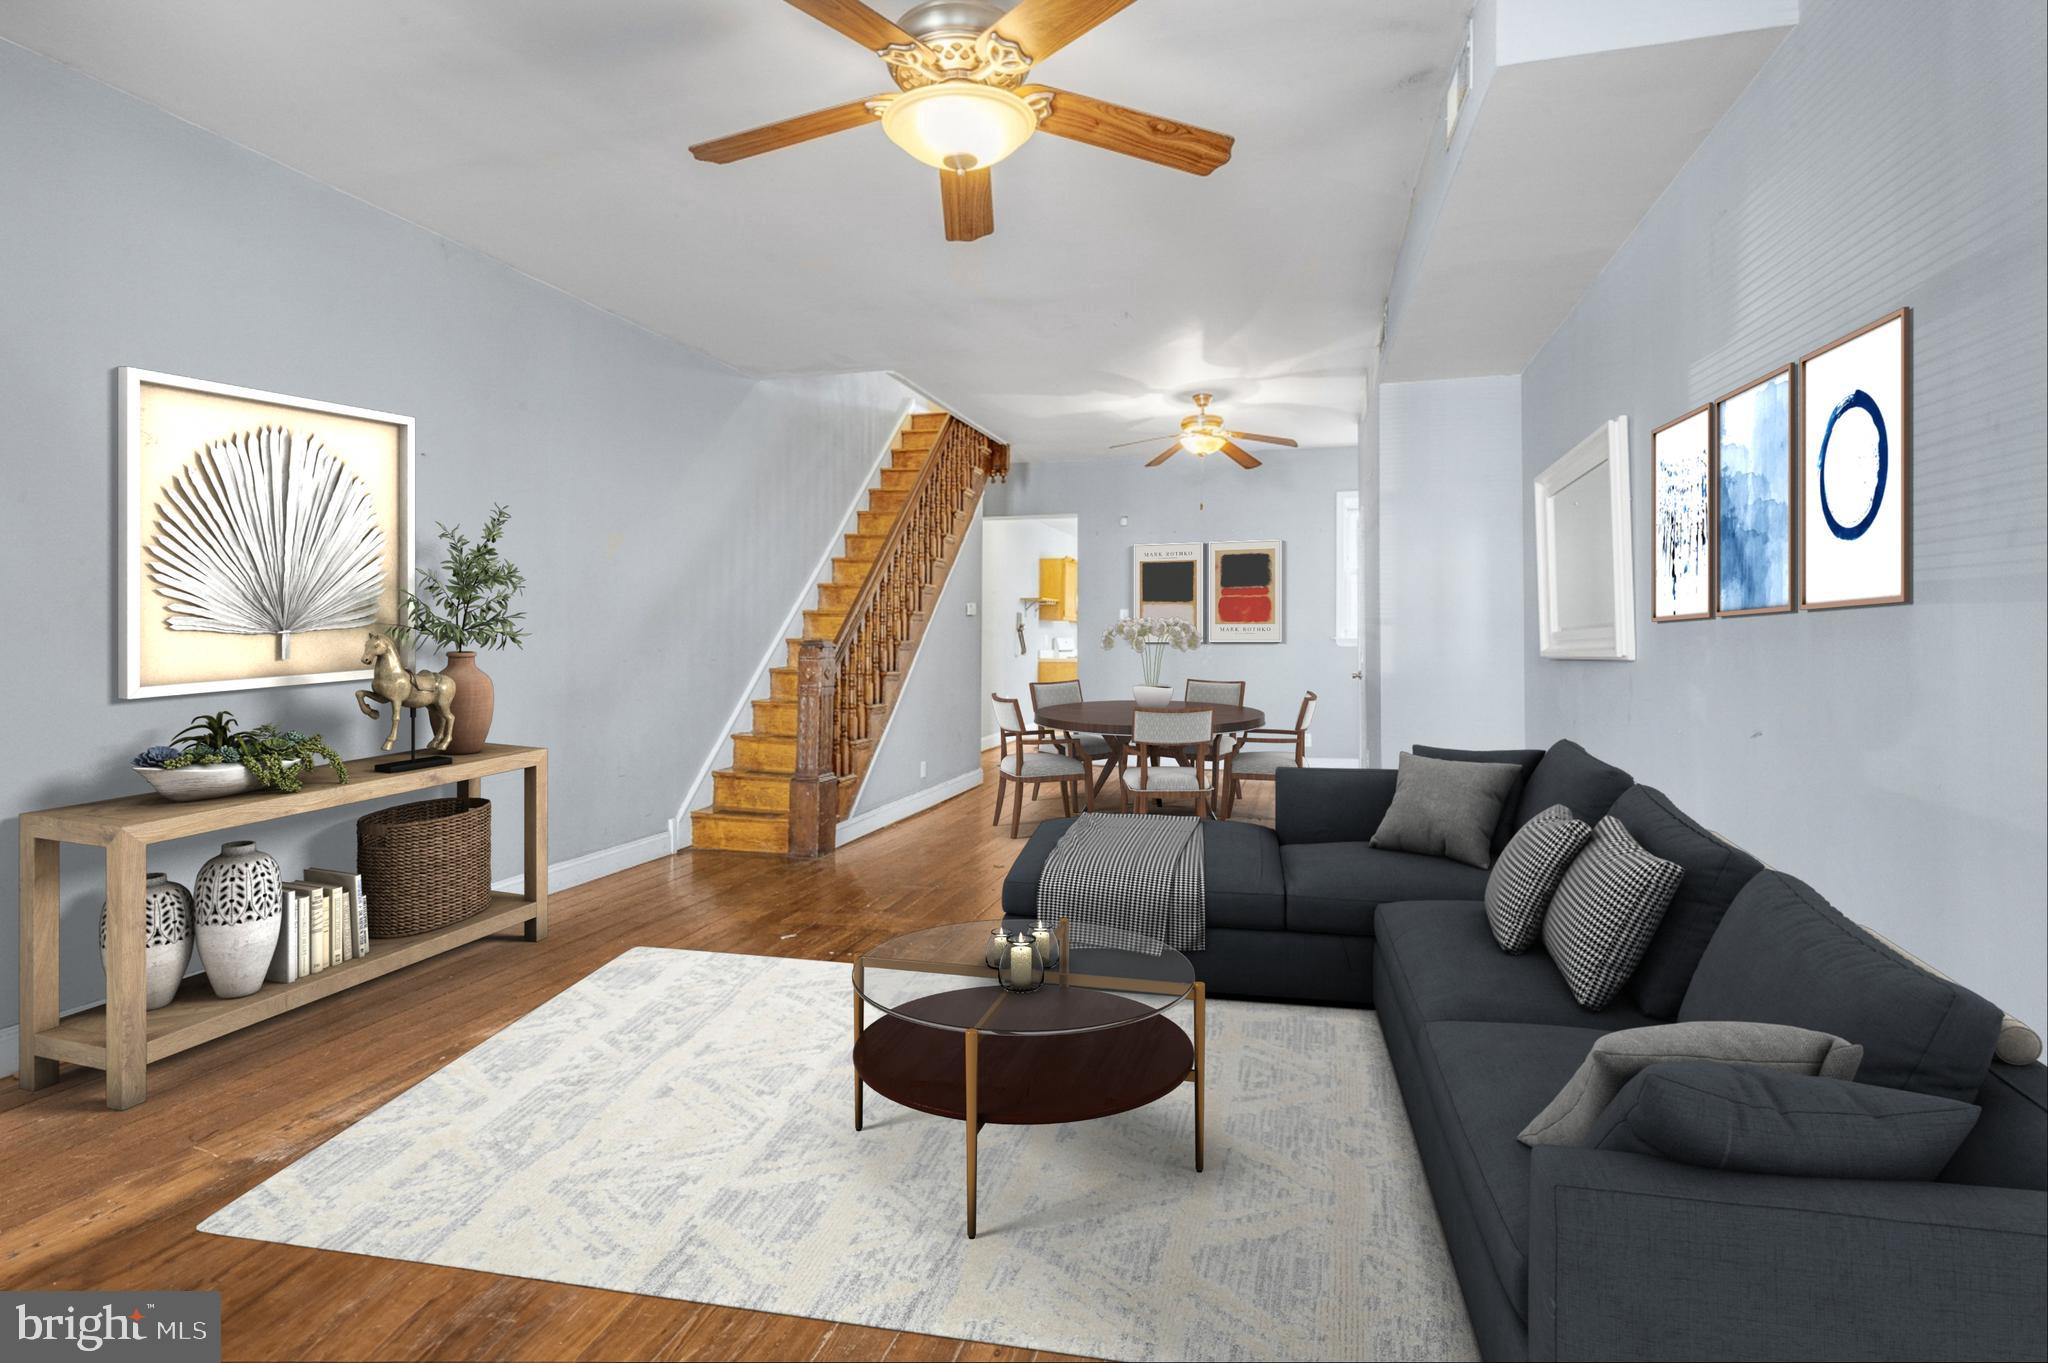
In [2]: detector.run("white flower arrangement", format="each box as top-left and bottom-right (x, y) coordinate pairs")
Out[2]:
(1101, 616), (1200, 652)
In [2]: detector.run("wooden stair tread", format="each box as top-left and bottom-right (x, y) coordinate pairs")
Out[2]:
(710, 409), (989, 855)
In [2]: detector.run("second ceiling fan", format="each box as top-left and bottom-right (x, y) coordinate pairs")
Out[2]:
(1111, 393), (1299, 469)
(689, 0), (1234, 241)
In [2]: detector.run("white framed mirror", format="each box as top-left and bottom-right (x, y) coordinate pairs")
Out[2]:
(1534, 416), (1636, 661)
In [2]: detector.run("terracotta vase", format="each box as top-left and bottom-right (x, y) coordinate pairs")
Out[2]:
(441, 651), (495, 754)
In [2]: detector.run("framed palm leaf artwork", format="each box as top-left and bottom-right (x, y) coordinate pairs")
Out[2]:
(120, 368), (415, 698)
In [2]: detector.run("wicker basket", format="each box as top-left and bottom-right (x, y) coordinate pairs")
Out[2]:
(357, 797), (492, 937)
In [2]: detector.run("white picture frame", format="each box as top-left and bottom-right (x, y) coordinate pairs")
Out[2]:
(1534, 416), (1636, 661)
(120, 367), (416, 699)
(1131, 542), (1204, 626)
(1206, 539), (1284, 643)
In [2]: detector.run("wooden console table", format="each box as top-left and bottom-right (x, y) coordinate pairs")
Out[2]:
(18, 742), (547, 1110)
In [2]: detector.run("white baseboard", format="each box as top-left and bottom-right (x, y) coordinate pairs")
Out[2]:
(491, 830), (674, 894)
(0, 829), (678, 1082)
(836, 767), (984, 847)
(981, 732), (1001, 752)
(1305, 755), (1365, 768)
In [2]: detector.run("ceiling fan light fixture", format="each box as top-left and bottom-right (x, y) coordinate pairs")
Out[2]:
(1179, 432), (1226, 457)
(880, 81), (1038, 173)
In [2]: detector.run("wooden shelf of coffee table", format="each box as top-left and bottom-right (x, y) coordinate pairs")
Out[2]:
(18, 742), (547, 1110)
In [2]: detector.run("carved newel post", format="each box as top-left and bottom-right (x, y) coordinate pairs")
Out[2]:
(789, 637), (840, 858)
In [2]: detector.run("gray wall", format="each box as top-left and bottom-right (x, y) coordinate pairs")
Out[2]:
(988, 449), (1363, 760)
(1519, 0), (2048, 1024)
(848, 513), (987, 819)
(1380, 376), (1526, 757)
(0, 41), (911, 1037)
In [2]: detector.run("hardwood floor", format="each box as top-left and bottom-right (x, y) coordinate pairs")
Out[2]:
(0, 753), (1273, 1361)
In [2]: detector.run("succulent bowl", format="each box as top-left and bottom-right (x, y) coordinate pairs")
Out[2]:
(135, 760), (296, 802)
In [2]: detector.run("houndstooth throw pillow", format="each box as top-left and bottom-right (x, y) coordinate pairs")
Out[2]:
(1485, 804), (1592, 953)
(1543, 816), (1686, 1009)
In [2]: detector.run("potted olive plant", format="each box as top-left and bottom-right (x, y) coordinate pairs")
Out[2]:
(393, 505), (529, 754)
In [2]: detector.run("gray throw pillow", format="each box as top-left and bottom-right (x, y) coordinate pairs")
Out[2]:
(1370, 752), (1523, 870)
(1485, 804), (1592, 953)
(1542, 816), (1684, 1009)
(1586, 1062), (1980, 1180)
(1519, 1020), (1864, 1147)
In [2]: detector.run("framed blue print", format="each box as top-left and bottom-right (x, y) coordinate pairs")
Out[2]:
(1799, 309), (1910, 608)
(1714, 365), (1795, 616)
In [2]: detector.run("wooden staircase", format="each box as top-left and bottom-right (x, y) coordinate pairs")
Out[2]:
(691, 412), (999, 854)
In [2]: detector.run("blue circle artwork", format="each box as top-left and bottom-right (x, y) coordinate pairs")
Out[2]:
(1817, 388), (1887, 541)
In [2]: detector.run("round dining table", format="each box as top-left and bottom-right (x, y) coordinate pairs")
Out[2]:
(1035, 699), (1266, 809)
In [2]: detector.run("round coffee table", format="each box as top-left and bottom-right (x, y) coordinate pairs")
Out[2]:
(852, 917), (1205, 1238)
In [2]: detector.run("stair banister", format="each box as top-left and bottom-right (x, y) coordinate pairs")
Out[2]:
(789, 415), (1004, 856)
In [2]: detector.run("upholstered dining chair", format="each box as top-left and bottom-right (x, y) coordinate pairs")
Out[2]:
(1221, 690), (1316, 818)
(1124, 707), (1219, 818)
(991, 694), (1093, 837)
(1028, 679), (1115, 761)
(1178, 679), (1245, 785)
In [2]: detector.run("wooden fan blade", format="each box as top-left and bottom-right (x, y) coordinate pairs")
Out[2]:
(989, 0), (1136, 62)
(1108, 433), (1181, 448)
(690, 99), (880, 163)
(1020, 86), (1233, 176)
(782, 0), (919, 50)
(940, 168), (994, 241)
(1145, 445), (1179, 467)
(1226, 430), (1300, 448)
(1220, 440), (1262, 469)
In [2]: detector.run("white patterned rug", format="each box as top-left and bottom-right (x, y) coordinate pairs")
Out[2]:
(201, 948), (1475, 1362)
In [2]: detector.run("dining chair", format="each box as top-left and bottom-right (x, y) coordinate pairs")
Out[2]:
(1029, 679), (1115, 761)
(1029, 677), (1122, 804)
(1180, 679), (1246, 786)
(1123, 707), (1219, 818)
(1221, 690), (1316, 818)
(991, 694), (1093, 837)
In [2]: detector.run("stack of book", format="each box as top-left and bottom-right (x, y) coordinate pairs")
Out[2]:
(267, 868), (371, 984)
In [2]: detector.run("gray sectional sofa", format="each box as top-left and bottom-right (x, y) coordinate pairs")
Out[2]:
(1003, 740), (2048, 1362)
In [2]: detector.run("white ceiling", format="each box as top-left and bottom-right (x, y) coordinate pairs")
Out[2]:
(1383, 26), (1793, 381)
(0, 0), (1467, 461)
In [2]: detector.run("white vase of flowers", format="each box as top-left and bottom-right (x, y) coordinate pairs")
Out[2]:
(1103, 617), (1199, 703)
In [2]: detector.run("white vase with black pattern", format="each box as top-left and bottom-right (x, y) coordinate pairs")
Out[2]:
(194, 840), (283, 999)
(99, 872), (194, 1010)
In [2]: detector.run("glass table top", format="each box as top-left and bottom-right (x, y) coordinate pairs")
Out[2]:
(853, 918), (1196, 1037)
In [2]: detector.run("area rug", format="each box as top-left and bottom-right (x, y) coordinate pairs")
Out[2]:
(201, 947), (1476, 1361)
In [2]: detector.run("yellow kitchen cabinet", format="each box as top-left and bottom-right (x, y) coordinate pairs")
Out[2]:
(1036, 658), (1079, 683)
(1038, 556), (1078, 622)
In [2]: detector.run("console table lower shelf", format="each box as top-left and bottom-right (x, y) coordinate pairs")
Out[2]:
(18, 742), (548, 1110)
(39, 892), (539, 1072)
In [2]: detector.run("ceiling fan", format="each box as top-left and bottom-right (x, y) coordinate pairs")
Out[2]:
(1110, 393), (1299, 469)
(688, 0), (1234, 241)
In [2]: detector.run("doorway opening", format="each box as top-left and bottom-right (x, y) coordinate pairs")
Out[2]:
(980, 514), (1080, 747)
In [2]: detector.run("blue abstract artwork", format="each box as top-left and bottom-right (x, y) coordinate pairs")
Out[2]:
(1800, 311), (1909, 606)
(1716, 369), (1793, 613)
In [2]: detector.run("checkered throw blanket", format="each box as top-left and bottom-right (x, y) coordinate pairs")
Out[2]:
(1035, 813), (1206, 953)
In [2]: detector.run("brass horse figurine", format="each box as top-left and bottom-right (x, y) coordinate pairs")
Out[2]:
(356, 632), (457, 751)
